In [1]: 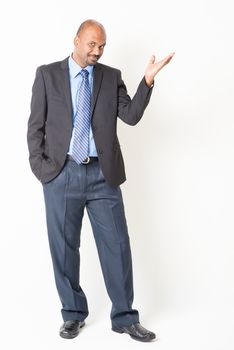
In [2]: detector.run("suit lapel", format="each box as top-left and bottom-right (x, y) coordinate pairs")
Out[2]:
(91, 63), (103, 117)
(60, 57), (73, 121)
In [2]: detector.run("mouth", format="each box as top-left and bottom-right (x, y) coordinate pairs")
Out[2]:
(89, 56), (99, 61)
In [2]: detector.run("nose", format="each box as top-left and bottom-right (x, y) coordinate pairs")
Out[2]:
(93, 46), (100, 56)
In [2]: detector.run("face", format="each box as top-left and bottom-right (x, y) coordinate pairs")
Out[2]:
(73, 25), (106, 67)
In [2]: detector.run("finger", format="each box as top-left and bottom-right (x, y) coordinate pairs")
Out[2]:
(167, 52), (175, 61)
(162, 52), (175, 65)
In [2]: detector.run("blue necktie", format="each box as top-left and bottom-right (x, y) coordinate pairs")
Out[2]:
(71, 69), (91, 163)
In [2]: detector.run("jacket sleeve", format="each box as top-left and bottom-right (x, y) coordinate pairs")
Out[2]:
(117, 70), (154, 126)
(27, 66), (47, 179)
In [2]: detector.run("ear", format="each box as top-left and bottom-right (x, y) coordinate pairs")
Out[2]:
(74, 35), (80, 46)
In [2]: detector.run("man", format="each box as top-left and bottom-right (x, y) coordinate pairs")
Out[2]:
(27, 19), (174, 342)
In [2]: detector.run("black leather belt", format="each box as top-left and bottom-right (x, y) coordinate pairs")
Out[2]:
(67, 155), (98, 164)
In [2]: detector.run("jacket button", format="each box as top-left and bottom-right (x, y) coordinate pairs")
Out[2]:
(98, 148), (103, 155)
(92, 126), (97, 132)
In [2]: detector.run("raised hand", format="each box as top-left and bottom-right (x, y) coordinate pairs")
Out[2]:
(145, 52), (175, 87)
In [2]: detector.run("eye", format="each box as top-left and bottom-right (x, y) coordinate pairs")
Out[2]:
(89, 42), (95, 47)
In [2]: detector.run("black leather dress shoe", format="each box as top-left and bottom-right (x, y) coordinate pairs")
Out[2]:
(59, 320), (85, 339)
(112, 322), (156, 342)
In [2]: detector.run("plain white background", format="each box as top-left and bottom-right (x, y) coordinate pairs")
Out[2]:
(1, 0), (234, 349)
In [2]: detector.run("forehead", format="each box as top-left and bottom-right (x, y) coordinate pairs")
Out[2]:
(79, 25), (106, 43)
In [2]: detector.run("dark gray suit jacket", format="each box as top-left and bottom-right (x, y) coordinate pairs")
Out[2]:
(27, 57), (153, 187)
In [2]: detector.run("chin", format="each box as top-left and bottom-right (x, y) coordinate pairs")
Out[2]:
(88, 58), (98, 65)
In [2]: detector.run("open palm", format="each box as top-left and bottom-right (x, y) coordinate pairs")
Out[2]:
(145, 52), (175, 86)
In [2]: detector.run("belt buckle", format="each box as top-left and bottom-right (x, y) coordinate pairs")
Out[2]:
(81, 157), (90, 164)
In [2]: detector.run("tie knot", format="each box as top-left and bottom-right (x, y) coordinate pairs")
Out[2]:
(80, 69), (89, 78)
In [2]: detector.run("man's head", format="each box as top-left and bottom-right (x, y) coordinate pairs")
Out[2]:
(72, 19), (106, 67)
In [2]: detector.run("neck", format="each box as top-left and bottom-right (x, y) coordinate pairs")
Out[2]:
(71, 52), (86, 68)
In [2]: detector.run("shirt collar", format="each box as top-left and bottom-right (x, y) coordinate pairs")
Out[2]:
(68, 54), (93, 78)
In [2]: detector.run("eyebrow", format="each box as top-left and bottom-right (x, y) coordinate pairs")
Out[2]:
(90, 41), (106, 46)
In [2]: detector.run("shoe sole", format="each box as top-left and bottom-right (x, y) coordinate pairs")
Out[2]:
(112, 326), (156, 342)
(130, 334), (156, 342)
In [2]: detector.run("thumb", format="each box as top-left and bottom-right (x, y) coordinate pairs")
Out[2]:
(149, 55), (155, 64)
